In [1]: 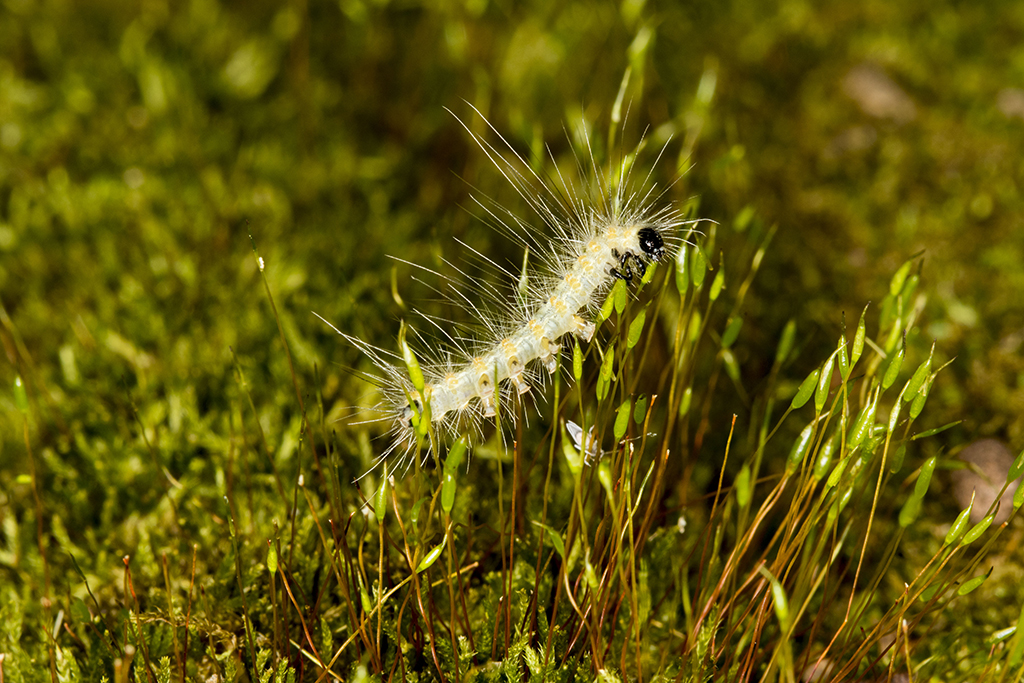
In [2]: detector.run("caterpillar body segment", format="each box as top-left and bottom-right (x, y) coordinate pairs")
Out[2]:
(396, 220), (671, 435)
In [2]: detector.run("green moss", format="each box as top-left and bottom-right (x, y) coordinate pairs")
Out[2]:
(1, 0), (1022, 680)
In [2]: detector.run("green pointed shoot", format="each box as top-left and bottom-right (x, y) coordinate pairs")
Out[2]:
(944, 497), (973, 546)
(611, 65), (629, 127)
(441, 468), (457, 515)
(898, 496), (922, 528)
(532, 521), (566, 559)
(837, 335), (850, 381)
(561, 422), (583, 479)
(410, 495), (428, 529)
(735, 464), (752, 509)
(573, 338), (583, 383)
(957, 569), (991, 597)
(615, 399), (632, 441)
(899, 456), (936, 528)
(910, 374), (935, 420)
(890, 442), (907, 474)
(848, 391), (879, 451)
(788, 421), (815, 470)
(442, 435), (468, 514)
(791, 368), (820, 411)
(816, 352), (837, 413)
(13, 376), (28, 414)
(882, 335), (906, 390)
(734, 205), (755, 232)
(911, 420), (962, 441)
(675, 244), (691, 295)
(723, 349), (741, 384)
(691, 246), (708, 288)
(827, 487), (854, 525)
(880, 307), (905, 356)
(961, 514), (994, 546)
(889, 257), (914, 297)
(598, 459), (614, 501)
(722, 315), (743, 349)
(688, 309), (702, 345)
(679, 387), (692, 418)
(1008, 446), (1024, 484)
(634, 395), (648, 425)
(851, 304), (868, 366)
(709, 258), (725, 301)
(627, 307), (647, 349)
(915, 456), (937, 500)
(597, 345), (615, 401)
(813, 430), (840, 480)
(993, 627), (1018, 645)
(904, 341), (934, 401)
(267, 540), (278, 574)
(398, 322), (425, 394)
(374, 472), (388, 523)
(584, 552), (600, 591)
(902, 273), (920, 300)
(775, 319), (797, 366)
(758, 566), (790, 630)
(917, 583), (941, 603)
(825, 454), (848, 491)
(613, 278), (628, 315)
(416, 537), (446, 574)
(888, 383), (908, 435)
(391, 266), (406, 309)
(358, 575), (373, 614)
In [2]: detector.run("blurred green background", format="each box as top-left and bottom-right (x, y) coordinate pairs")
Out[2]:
(3, 0), (1022, 444)
(1, 0), (1023, 676)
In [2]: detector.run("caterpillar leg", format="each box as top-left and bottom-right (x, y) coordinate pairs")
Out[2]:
(610, 250), (650, 282)
(472, 359), (498, 417)
(501, 341), (531, 395)
(572, 315), (596, 342)
(539, 337), (561, 374)
(634, 256), (648, 279)
(610, 249), (635, 281)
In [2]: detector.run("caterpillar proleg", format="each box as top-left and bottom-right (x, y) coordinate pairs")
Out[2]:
(325, 108), (696, 465)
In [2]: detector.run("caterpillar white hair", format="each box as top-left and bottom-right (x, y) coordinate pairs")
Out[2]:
(322, 107), (695, 466)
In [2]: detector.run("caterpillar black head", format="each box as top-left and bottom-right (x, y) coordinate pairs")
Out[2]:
(638, 226), (666, 261)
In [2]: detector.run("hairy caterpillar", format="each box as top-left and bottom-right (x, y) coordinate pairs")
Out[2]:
(324, 109), (694, 464)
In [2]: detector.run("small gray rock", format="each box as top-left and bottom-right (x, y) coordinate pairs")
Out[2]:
(842, 64), (918, 124)
(951, 439), (1020, 524)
